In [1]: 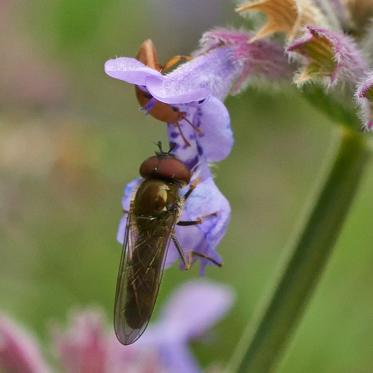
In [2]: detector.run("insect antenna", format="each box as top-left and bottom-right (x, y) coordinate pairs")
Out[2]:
(154, 141), (177, 156)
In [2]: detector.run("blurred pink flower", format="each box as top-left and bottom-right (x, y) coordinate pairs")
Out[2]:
(0, 315), (50, 373)
(0, 280), (234, 373)
(53, 311), (107, 373)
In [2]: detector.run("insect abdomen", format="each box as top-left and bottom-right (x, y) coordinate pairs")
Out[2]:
(124, 179), (181, 331)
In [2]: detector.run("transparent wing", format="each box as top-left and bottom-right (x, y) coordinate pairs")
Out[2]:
(114, 203), (179, 345)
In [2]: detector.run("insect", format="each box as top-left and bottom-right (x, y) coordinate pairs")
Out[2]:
(114, 143), (220, 345)
(134, 40), (201, 146)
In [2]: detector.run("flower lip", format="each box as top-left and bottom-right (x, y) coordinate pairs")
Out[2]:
(104, 56), (211, 105)
(104, 57), (162, 86)
(146, 75), (211, 104)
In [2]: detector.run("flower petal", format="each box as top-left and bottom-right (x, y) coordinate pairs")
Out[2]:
(156, 343), (200, 373)
(158, 279), (234, 340)
(196, 96), (233, 161)
(0, 315), (50, 373)
(104, 57), (162, 85)
(166, 177), (230, 273)
(145, 75), (211, 104)
(146, 46), (242, 103)
(167, 97), (233, 168)
(167, 105), (204, 172)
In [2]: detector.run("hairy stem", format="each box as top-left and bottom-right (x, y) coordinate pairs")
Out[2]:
(227, 127), (370, 373)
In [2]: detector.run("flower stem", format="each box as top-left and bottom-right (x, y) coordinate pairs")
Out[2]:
(227, 126), (370, 373)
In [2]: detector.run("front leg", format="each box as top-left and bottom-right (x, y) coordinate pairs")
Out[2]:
(177, 212), (218, 226)
(188, 250), (223, 267)
(172, 234), (223, 269)
(171, 235), (190, 270)
(177, 219), (201, 226)
(183, 178), (201, 201)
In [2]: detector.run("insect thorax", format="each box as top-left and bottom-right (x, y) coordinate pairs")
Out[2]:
(133, 179), (181, 219)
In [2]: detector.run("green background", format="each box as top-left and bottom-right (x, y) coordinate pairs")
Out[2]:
(1, 1), (372, 371)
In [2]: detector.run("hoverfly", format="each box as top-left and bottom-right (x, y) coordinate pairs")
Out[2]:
(114, 143), (220, 345)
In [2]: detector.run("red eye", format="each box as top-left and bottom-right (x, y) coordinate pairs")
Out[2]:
(139, 155), (191, 184)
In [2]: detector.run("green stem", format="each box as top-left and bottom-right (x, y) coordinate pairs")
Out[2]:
(227, 127), (370, 373)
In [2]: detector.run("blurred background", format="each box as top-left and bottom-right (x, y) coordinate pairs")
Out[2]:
(0, 1), (372, 371)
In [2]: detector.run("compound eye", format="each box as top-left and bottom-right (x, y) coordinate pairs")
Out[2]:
(139, 156), (191, 184)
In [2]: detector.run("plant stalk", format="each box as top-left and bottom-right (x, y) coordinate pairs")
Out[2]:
(227, 126), (370, 373)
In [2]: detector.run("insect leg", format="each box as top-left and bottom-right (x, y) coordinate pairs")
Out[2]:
(177, 219), (201, 226)
(171, 235), (191, 270)
(189, 250), (223, 267)
(181, 114), (204, 135)
(174, 121), (191, 147)
(183, 178), (201, 201)
(177, 211), (218, 226)
(162, 55), (192, 73)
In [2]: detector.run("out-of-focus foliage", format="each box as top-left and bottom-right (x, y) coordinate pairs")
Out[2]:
(0, 1), (372, 371)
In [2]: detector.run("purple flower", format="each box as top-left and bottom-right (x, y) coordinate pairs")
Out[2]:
(287, 26), (369, 87)
(0, 280), (234, 373)
(105, 49), (234, 166)
(356, 73), (373, 131)
(105, 29), (291, 169)
(0, 315), (50, 373)
(117, 176), (230, 274)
